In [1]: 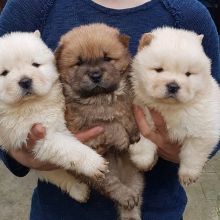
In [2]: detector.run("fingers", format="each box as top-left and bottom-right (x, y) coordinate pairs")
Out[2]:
(26, 123), (46, 151)
(75, 126), (104, 143)
(157, 147), (180, 164)
(149, 109), (167, 135)
(133, 105), (161, 145)
(7, 123), (57, 171)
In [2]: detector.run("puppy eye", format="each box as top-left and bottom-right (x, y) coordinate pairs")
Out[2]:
(103, 53), (113, 62)
(154, 68), (163, 73)
(1, 70), (9, 76)
(76, 57), (84, 66)
(185, 72), (192, 77)
(104, 56), (112, 62)
(32, 63), (41, 67)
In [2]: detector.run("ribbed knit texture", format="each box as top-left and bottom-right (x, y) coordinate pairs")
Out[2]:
(0, 0), (219, 219)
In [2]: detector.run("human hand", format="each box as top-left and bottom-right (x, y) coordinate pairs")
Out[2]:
(133, 105), (181, 164)
(8, 124), (104, 170)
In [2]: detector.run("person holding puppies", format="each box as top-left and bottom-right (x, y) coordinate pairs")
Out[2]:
(0, 0), (219, 220)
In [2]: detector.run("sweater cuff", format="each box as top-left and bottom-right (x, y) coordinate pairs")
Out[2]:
(1, 150), (30, 177)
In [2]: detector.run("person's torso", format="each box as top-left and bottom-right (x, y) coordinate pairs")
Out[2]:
(30, 1), (187, 219)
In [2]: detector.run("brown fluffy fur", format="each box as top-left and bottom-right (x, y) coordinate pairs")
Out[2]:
(56, 23), (143, 220)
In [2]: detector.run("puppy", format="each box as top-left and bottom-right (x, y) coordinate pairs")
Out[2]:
(56, 23), (143, 220)
(0, 31), (108, 202)
(130, 27), (220, 186)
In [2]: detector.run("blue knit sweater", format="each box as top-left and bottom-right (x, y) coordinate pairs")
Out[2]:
(0, 0), (219, 220)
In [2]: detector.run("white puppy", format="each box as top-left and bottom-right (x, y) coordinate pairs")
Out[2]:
(0, 31), (108, 201)
(130, 27), (220, 186)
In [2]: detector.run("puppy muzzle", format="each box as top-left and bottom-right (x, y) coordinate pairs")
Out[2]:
(18, 77), (33, 96)
(165, 82), (180, 98)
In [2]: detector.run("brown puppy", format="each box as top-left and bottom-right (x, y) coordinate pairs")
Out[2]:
(56, 23), (143, 220)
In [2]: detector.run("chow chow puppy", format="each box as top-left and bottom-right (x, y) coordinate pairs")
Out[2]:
(130, 27), (220, 186)
(0, 31), (108, 202)
(56, 23), (143, 220)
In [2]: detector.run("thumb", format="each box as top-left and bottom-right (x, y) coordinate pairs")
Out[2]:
(26, 123), (46, 151)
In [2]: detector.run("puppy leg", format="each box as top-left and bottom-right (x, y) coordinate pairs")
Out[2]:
(38, 169), (90, 202)
(98, 171), (139, 210)
(129, 135), (158, 171)
(118, 205), (141, 220)
(118, 169), (144, 220)
(179, 137), (217, 186)
(33, 130), (108, 180)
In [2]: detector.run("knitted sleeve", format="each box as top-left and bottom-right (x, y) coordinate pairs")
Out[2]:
(163, 0), (220, 155)
(0, 0), (54, 34)
(0, 150), (30, 177)
(0, 0), (54, 176)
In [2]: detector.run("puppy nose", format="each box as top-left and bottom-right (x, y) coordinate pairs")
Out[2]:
(89, 71), (102, 83)
(18, 77), (32, 90)
(166, 82), (180, 94)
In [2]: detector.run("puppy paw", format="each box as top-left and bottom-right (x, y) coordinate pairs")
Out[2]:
(179, 167), (201, 186)
(118, 190), (139, 210)
(80, 153), (109, 181)
(69, 182), (90, 203)
(130, 150), (158, 171)
(121, 217), (141, 220)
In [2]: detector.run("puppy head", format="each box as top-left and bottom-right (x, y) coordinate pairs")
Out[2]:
(0, 31), (58, 105)
(133, 27), (211, 104)
(55, 23), (130, 98)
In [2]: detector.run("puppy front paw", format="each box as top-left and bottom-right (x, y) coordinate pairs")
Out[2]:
(129, 136), (157, 171)
(179, 167), (201, 186)
(80, 153), (109, 181)
(69, 182), (90, 203)
(130, 152), (158, 171)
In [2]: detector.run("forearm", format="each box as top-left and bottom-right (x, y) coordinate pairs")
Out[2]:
(0, 149), (30, 177)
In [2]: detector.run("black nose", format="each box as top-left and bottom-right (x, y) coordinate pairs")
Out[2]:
(166, 82), (180, 94)
(18, 77), (32, 90)
(89, 71), (102, 83)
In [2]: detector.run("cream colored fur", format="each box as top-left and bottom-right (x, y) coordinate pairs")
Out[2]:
(0, 32), (108, 201)
(130, 27), (220, 186)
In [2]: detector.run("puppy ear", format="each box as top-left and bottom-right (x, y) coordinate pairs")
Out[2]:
(34, 30), (41, 38)
(118, 34), (130, 48)
(138, 33), (154, 51)
(198, 34), (204, 43)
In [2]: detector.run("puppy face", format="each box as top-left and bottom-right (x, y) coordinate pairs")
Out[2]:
(133, 28), (211, 104)
(56, 23), (130, 98)
(0, 31), (58, 105)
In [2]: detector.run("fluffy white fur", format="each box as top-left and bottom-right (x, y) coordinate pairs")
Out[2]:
(0, 31), (108, 201)
(130, 27), (220, 185)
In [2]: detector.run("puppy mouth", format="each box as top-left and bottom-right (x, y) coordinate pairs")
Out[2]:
(165, 93), (177, 99)
(155, 94), (180, 104)
(79, 84), (118, 98)
(23, 90), (33, 96)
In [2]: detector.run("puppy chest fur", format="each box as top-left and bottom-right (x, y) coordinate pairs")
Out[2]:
(65, 79), (139, 151)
